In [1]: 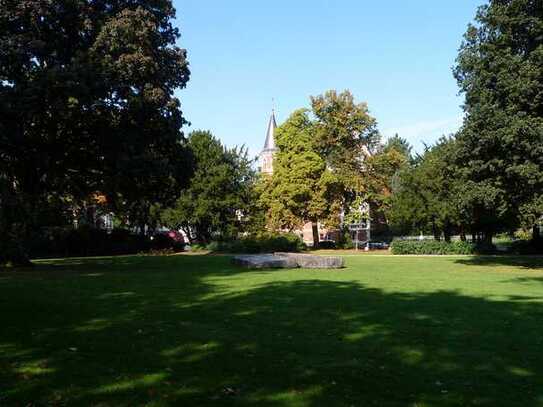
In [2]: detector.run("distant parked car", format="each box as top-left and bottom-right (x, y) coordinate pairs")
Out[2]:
(368, 241), (389, 250)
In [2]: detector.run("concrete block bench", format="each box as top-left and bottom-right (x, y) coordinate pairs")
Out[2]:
(232, 253), (344, 269)
(275, 252), (344, 269)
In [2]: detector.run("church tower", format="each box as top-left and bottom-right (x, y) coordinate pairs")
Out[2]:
(259, 110), (278, 174)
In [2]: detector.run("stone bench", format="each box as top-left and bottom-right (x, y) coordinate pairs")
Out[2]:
(231, 253), (344, 269)
(231, 254), (298, 269)
(275, 252), (344, 269)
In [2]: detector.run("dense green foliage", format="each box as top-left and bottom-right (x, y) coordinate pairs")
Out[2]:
(391, 239), (477, 255)
(206, 232), (305, 253)
(258, 109), (342, 246)
(259, 91), (379, 247)
(2, 255), (543, 405)
(388, 0), (543, 245)
(0, 1), (191, 264)
(160, 130), (255, 243)
(25, 227), (186, 260)
(383, 134), (413, 159)
(311, 90), (380, 184)
(361, 137), (412, 237)
(453, 0), (543, 240)
(390, 138), (464, 240)
(509, 239), (543, 255)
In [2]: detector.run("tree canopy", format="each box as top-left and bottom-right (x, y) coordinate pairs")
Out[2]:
(390, 138), (464, 241)
(454, 0), (543, 241)
(259, 90), (379, 247)
(0, 0), (191, 264)
(383, 134), (413, 161)
(311, 90), (380, 190)
(161, 131), (255, 243)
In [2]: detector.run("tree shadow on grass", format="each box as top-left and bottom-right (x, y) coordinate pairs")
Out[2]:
(454, 256), (543, 270)
(497, 277), (543, 297)
(1, 258), (543, 406)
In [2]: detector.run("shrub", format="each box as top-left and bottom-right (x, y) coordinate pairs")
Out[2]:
(27, 226), (154, 259)
(336, 231), (354, 249)
(391, 239), (476, 255)
(109, 228), (150, 255)
(0, 235), (31, 267)
(317, 240), (336, 249)
(64, 226), (110, 257)
(514, 229), (532, 241)
(473, 241), (497, 255)
(510, 239), (543, 255)
(208, 233), (305, 254)
(205, 241), (220, 252)
(146, 248), (176, 256)
(188, 243), (209, 252)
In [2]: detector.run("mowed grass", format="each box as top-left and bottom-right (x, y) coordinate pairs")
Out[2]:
(2, 255), (543, 406)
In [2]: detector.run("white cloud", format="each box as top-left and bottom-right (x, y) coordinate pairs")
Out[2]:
(382, 115), (464, 151)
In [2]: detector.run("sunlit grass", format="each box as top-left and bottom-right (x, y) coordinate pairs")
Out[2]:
(1, 254), (543, 406)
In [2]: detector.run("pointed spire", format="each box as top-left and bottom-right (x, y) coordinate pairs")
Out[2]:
(263, 110), (277, 151)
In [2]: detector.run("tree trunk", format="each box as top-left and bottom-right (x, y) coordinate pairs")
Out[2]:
(0, 191), (33, 267)
(443, 222), (452, 243)
(311, 221), (319, 249)
(483, 229), (493, 245)
(533, 225), (541, 242)
(460, 226), (466, 242)
(432, 221), (440, 241)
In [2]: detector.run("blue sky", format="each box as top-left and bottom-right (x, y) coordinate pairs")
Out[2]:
(174, 0), (485, 156)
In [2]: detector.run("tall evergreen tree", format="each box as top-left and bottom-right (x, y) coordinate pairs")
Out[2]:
(454, 0), (543, 242)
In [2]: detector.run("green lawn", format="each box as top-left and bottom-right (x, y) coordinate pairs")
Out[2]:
(2, 255), (543, 406)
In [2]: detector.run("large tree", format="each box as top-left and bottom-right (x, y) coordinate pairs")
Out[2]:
(259, 109), (343, 247)
(161, 131), (255, 243)
(260, 90), (379, 247)
(362, 137), (411, 236)
(311, 90), (380, 191)
(454, 0), (543, 242)
(390, 138), (464, 241)
(0, 1), (190, 264)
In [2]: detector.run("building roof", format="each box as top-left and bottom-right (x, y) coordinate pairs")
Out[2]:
(262, 110), (277, 151)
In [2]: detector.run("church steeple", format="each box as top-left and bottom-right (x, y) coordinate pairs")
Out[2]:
(263, 110), (277, 151)
(260, 110), (278, 174)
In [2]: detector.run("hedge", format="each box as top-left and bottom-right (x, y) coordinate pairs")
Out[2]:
(390, 240), (476, 255)
(317, 240), (336, 249)
(207, 233), (305, 253)
(27, 226), (184, 259)
(509, 239), (543, 255)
